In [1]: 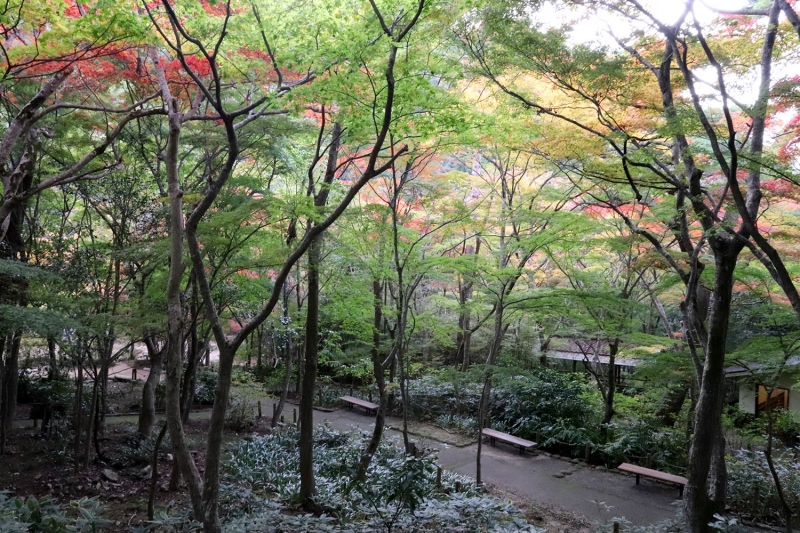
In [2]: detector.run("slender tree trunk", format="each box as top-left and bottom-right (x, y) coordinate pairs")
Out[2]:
(0, 332), (20, 435)
(138, 342), (164, 436)
(476, 308), (505, 485)
(47, 336), (58, 380)
(271, 347), (292, 428)
(83, 376), (99, 469)
(0, 336), (7, 453)
(199, 344), (236, 532)
(74, 360), (84, 471)
(764, 390), (794, 533)
(356, 279), (387, 480)
(602, 340), (618, 426)
(156, 60), (205, 522)
(299, 238), (321, 509)
(272, 282), (294, 428)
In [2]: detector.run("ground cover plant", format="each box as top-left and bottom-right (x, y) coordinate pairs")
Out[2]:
(225, 424), (540, 532)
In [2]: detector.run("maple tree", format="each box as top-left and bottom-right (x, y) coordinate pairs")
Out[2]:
(457, 0), (800, 529)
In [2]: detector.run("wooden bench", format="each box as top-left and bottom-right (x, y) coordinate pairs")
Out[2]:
(618, 462), (688, 498)
(481, 428), (537, 455)
(340, 396), (379, 415)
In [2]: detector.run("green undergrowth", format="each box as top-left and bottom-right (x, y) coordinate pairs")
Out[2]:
(0, 492), (109, 532)
(220, 424), (541, 532)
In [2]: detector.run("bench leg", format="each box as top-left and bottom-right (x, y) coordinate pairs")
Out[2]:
(518, 446), (524, 455)
(679, 485), (684, 499)
(635, 474), (640, 485)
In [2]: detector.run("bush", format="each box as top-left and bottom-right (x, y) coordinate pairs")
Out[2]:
(726, 407), (800, 447)
(196, 368), (218, 405)
(16, 375), (73, 410)
(726, 449), (800, 524)
(489, 369), (598, 456)
(225, 397), (255, 433)
(597, 421), (687, 473)
(119, 426), (171, 466)
(400, 373), (482, 421)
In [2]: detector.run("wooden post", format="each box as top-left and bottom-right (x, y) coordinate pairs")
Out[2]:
(613, 522), (620, 533)
(293, 408), (297, 424)
(280, 415), (284, 424)
(584, 442), (590, 462)
(273, 403), (277, 418)
(436, 466), (442, 490)
(257, 401), (262, 418)
(132, 368), (137, 381)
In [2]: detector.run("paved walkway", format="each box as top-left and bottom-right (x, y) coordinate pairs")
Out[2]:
(311, 406), (681, 527)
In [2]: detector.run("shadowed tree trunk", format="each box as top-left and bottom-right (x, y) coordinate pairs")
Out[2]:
(355, 279), (387, 481)
(138, 338), (165, 436)
(299, 121), (341, 509)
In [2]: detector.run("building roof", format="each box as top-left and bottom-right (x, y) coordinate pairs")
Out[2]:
(545, 350), (641, 368)
(724, 355), (800, 377)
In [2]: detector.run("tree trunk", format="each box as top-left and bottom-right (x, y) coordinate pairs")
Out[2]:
(476, 308), (505, 485)
(47, 336), (59, 380)
(299, 237), (321, 509)
(356, 279), (387, 481)
(73, 360), (84, 471)
(156, 59), (205, 523)
(685, 248), (739, 533)
(656, 385), (687, 427)
(602, 340), (618, 426)
(138, 341), (164, 436)
(762, 388), (794, 533)
(0, 336), (7, 453)
(199, 344), (237, 532)
(272, 281), (294, 428)
(0, 332), (20, 435)
(271, 346), (293, 428)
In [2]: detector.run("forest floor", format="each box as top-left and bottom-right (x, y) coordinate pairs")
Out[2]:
(1, 380), (654, 532)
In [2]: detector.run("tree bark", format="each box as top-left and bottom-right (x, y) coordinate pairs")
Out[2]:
(355, 279), (387, 481)
(0, 332), (20, 435)
(138, 340), (164, 436)
(685, 247), (740, 533)
(298, 237), (321, 508)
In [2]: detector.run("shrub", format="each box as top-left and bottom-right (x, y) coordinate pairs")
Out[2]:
(118, 426), (171, 466)
(225, 397), (255, 433)
(488, 369), (597, 456)
(16, 375), (74, 411)
(196, 368), (218, 405)
(597, 421), (688, 473)
(726, 449), (800, 524)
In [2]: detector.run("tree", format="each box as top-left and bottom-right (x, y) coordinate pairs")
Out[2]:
(0, 0), (160, 435)
(458, 1), (800, 529)
(143, 0), (444, 527)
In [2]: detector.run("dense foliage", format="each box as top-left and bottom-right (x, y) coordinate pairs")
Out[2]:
(225, 425), (539, 532)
